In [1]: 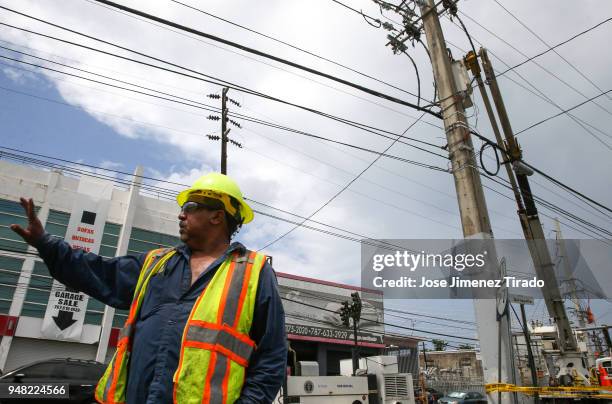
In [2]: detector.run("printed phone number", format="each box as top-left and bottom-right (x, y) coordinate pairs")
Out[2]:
(285, 324), (349, 340)
(0, 383), (69, 398)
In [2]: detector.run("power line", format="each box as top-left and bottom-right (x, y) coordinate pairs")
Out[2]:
(482, 178), (611, 243)
(0, 45), (447, 158)
(330, 0), (382, 24)
(384, 307), (476, 326)
(456, 9), (612, 120)
(86, 0), (441, 124)
(281, 288), (478, 332)
(449, 37), (612, 144)
(514, 88), (612, 147)
(0, 17), (447, 155)
(166, 0), (425, 102)
(496, 14), (612, 79)
(519, 160), (612, 216)
(281, 295), (479, 341)
(0, 152), (402, 252)
(87, 0), (440, 118)
(466, 131), (612, 237)
(0, 81), (447, 172)
(529, 176), (612, 226)
(470, 123), (612, 240)
(259, 113), (428, 250)
(469, 130), (612, 222)
(490, 0), (612, 105)
(242, 124), (520, 237)
(278, 313), (473, 349)
(446, 15), (612, 149)
(479, 173), (612, 241)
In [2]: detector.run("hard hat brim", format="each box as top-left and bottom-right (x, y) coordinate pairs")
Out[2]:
(176, 189), (254, 224)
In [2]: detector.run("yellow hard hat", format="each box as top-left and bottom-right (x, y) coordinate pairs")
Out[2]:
(176, 173), (254, 224)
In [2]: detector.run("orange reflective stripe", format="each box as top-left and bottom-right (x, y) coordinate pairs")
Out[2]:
(184, 341), (249, 368)
(126, 249), (167, 323)
(182, 341), (249, 368)
(233, 251), (257, 328)
(221, 359), (231, 404)
(107, 344), (126, 404)
(173, 265), (212, 401)
(216, 255), (237, 324)
(201, 351), (218, 403)
(188, 321), (256, 348)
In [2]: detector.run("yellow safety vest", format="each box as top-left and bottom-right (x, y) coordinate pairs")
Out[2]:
(95, 247), (266, 404)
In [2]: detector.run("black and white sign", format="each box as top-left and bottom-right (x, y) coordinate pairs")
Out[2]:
(41, 192), (109, 341)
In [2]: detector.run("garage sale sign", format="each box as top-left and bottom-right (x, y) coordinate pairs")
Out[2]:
(41, 192), (109, 341)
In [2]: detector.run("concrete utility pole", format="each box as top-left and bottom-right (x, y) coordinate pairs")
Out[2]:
(416, 1), (514, 403)
(221, 87), (229, 174)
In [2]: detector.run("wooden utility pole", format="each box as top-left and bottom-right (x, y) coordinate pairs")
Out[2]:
(480, 48), (590, 388)
(416, 2), (514, 403)
(480, 49), (578, 354)
(221, 87), (229, 174)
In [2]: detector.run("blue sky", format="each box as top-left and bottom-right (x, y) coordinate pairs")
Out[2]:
(1, 0), (611, 346)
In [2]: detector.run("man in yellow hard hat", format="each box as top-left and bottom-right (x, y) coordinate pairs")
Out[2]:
(11, 173), (287, 404)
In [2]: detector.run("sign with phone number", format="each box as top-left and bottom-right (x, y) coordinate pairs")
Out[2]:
(285, 323), (382, 344)
(0, 383), (69, 398)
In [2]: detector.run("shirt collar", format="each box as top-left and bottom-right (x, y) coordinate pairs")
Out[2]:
(176, 241), (246, 260)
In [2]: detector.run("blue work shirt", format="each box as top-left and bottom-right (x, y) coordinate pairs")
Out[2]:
(35, 233), (287, 404)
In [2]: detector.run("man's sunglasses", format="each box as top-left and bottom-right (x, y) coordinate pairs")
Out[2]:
(180, 201), (222, 214)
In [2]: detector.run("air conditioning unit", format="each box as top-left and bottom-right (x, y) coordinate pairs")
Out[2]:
(286, 376), (369, 404)
(339, 356), (415, 404)
(380, 373), (414, 404)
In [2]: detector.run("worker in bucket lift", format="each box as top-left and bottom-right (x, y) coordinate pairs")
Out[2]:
(11, 173), (287, 404)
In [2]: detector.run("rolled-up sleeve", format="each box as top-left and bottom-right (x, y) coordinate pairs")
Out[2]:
(237, 263), (287, 403)
(35, 233), (144, 310)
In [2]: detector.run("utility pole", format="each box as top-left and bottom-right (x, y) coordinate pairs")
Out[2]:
(340, 293), (362, 375)
(207, 88), (242, 174)
(520, 303), (540, 403)
(221, 87), (229, 174)
(479, 48), (589, 386)
(417, 1), (514, 402)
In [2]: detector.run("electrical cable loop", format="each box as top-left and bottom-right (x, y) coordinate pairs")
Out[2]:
(479, 142), (500, 177)
(361, 11), (382, 28)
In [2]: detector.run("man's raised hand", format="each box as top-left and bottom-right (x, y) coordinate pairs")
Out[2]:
(10, 197), (45, 246)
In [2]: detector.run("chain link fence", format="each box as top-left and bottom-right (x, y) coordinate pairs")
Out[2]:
(421, 374), (486, 396)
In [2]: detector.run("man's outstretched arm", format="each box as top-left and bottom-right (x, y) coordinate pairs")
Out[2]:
(11, 197), (143, 310)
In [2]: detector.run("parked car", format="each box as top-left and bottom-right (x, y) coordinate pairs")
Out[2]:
(437, 391), (487, 404)
(0, 358), (105, 404)
(414, 387), (443, 403)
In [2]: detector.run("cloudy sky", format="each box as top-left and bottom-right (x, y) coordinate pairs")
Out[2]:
(1, 0), (611, 344)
